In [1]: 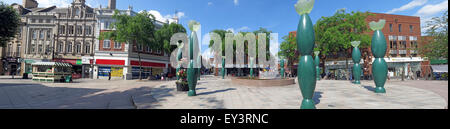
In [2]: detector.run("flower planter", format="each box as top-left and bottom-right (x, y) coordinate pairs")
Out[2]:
(176, 82), (189, 91)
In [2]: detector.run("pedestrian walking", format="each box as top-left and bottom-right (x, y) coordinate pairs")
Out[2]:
(108, 72), (111, 81)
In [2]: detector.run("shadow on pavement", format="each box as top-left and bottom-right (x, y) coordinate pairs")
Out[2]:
(363, 85), (376, 92)
(197, 88), (237, 96)
(313, 92), (323, 105)
(0, 82), (165, 109)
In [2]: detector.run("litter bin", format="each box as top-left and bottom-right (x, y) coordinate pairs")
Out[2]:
(65, 75), (72, 83)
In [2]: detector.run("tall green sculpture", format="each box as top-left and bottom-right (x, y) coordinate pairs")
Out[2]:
(280, 59), (285, 79)
(351, 41), (362, 84)
(187, 21), (200, 96)
(370, 19), (387, 93)
(295, 0), (317, 109)
(222, 56), (226, 79)
(314, 51), (320, 81)
(197, 54), (201, 81)
(250, 57), (254, 79)
(176, 43), (184, 80)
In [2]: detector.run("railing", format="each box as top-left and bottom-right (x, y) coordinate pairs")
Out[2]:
(399, 50), (407, 55)
(390, 50), (398, 54)
(6, 52), (20, 57)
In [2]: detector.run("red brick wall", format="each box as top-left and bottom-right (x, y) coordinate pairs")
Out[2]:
(99, 30), (125, 52)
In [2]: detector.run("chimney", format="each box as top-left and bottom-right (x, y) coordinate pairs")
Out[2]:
(23, 0), (38, 9)
(108, 0), (116, 10)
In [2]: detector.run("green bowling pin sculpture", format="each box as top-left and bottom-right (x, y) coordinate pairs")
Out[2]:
(222, 56), (226, 79)
(250, 57), (254, 79)
(370, 19), (387, 93)
(187, 21), (200, 96)
(280, 59), (285, 79)
(351, 41), (362, 84)
(295, 0), (317, 109)
(314, 51), (320, 81)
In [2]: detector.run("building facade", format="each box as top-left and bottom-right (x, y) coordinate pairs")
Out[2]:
(92, 4), (178, 80)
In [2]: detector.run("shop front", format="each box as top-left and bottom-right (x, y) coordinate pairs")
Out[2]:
(53, 59), (83, 79)
(383, 57), (424, 79)
(130, 60), (167, 80)
(1, 57), (21, 76)
(94, 59), (126, 80)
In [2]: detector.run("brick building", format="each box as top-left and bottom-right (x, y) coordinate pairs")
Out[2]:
(289, 12), (431, 80)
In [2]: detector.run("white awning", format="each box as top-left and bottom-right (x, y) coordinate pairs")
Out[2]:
(431, 65), (448, 73)
(32, 62), (72, 67)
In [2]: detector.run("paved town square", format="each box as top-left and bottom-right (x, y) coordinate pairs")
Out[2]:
(0, 76), (447, 109)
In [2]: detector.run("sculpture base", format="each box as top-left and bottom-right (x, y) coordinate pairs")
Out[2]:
(188, 90), (197, 96)
(375, 87), (386, 93)
(300, 99), (316, 109)
(354, 81), (361, 84)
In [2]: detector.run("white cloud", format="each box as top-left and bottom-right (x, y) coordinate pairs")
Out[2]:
(415, 0), (448, 17)
(386, 0), (428, 14)
(148, 10), (185, 23)
(202, 48), (213, 58)
(208, 2), (213, 6)
(233, 0), (239, 6)
(237, 26), (250, 32)
(413, 0), (448, 35)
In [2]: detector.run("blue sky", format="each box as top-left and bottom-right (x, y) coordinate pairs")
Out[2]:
(3, 0), (448, 58)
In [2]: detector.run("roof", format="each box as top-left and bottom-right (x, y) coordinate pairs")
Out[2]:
(32, 62), (72, 67)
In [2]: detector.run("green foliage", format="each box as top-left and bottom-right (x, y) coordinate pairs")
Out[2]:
(314, 9), (372, 56)
(99, 10), (157, 48)
(154, 23), (187, 54)
(0, 2), (20, 47)
(278, 35), (297, 63)
(419, 11), (448, 60)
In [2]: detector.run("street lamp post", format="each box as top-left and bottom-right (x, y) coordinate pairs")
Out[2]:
(370, 19), (388, 93)
(295, 0), (317, 109)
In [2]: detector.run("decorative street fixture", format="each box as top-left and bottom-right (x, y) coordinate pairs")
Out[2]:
(295, 0), (317, 109)
(187, 20), (200, 96)
(250, 57), (254, 79)
(351, 41), (362, 84)
(222, 56), (226, 79)
(280, 58), (285, 79)
(314, 51), (320, 81)
(370, 19), (387, 93)
(176, 42), (184, 80)
(197, 54), (202, 80)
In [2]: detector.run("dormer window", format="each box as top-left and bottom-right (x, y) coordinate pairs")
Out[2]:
(75, 8), (81, 16)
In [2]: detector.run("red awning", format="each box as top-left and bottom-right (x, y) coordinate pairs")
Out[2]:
(96, 59), (125, 65)
(130, 60), (166, 67)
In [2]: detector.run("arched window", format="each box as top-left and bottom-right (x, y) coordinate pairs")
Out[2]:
(58, 42), (64, 53)
(75, 43), (81, 53)
(84, 43), (91, 54)
(67, 42), (72, 53)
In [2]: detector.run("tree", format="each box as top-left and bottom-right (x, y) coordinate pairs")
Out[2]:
(100, 10), (157, 80)
(278, 35), (297, 74)
(314, 9), (372, 79)
(419, 11), (448, 60)
(154, 23), (187, 55)
(0, 2), (20, 47)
